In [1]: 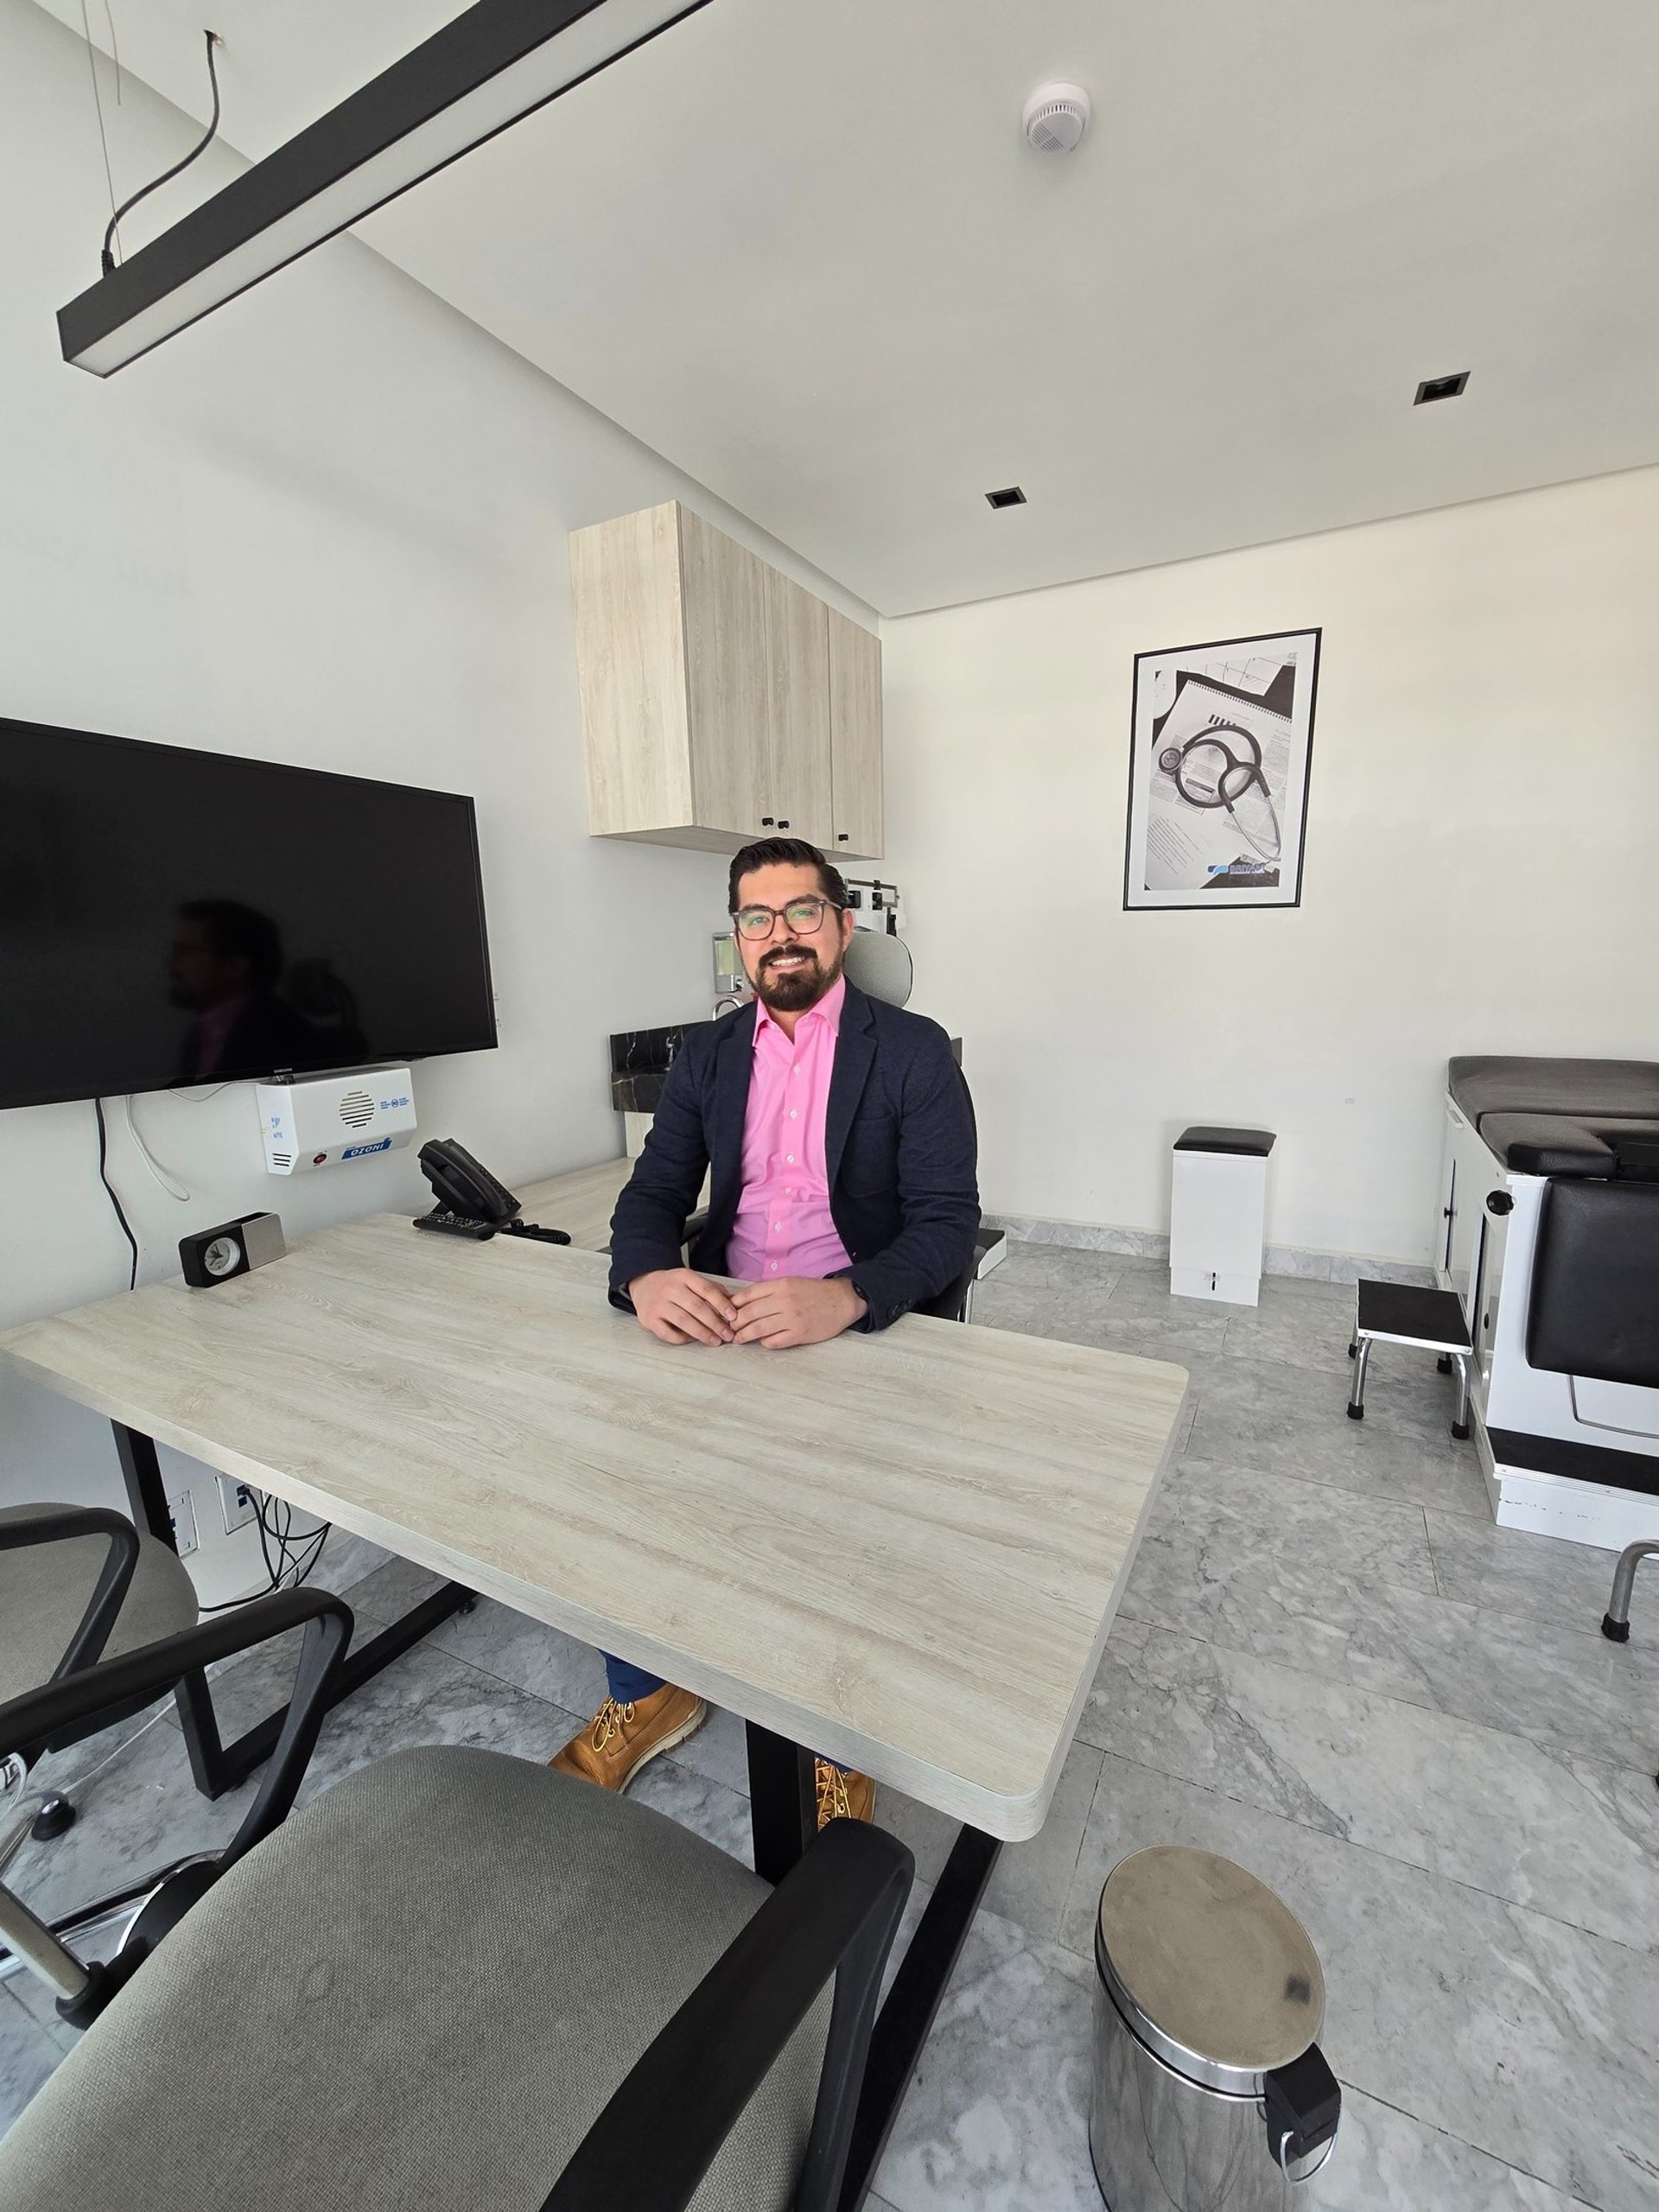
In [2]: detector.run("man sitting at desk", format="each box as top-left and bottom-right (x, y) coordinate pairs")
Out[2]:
(550, 836), (980, 1824)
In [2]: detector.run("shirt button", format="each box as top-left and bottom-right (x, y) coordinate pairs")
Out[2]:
(789, 1109), (798, 1121)
(770, 1262), (779, 1272)
(786, 1154), (795, 1165)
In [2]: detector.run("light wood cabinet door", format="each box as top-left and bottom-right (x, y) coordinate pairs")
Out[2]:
(679, 505), (770, 841)
(569, 503), (693, 838)
(763, 568), (834, 847)
(570, 502), (884, 859)
(827, 607), (884, 860)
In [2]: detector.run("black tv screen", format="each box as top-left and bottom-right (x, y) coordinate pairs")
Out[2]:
(1, 718), (497, 1110)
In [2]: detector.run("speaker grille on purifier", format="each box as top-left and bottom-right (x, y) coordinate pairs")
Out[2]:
(338, 1090), (374, 1128)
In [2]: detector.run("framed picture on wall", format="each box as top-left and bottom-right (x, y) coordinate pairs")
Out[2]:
(1122, 627), (1321, 910)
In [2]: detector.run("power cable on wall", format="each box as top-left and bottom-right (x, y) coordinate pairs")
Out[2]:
(92, 1097), (139, 1291)
(123, 1094), (192, 1204)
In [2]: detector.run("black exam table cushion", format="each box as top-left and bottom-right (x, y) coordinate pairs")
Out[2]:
(1478, 1114), (1659, 1177)
(1528, 1180), (1659, 1389)
(1448, 1057), (1659, 1130)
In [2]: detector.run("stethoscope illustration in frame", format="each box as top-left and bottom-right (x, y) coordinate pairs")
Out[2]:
(1156, 719), (1283, 862)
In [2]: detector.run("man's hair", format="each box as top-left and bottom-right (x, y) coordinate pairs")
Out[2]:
(177, 899), (284, 992)
(728, 836), (848, 915)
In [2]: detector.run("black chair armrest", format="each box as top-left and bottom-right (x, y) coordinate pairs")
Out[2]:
(543, 1818), (913, 2212)
(915, 1259), (976, 1323)
(0, 1586), (353, 1874)
(0, 1506), (142, 1685)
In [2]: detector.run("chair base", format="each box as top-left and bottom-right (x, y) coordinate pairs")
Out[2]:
(29, 1795), (74, 1843)
(1602, 1612), (1631, 1643)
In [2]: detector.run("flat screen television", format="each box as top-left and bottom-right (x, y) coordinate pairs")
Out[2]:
(1, 718), (497, 1110)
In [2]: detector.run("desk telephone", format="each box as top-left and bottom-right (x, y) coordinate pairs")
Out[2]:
(413, 1139), (571, 1246)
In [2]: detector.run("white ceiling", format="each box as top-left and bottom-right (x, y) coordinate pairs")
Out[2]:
(35, 0), (1659, 614)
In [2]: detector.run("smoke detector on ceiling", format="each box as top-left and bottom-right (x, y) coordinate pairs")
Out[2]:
(1023, 83), (1091, 154)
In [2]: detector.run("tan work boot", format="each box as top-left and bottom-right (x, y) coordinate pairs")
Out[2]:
(549, 1686), (708, 1792)
(816, 1757), (876, 1827)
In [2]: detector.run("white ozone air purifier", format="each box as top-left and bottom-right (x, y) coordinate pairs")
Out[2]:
(256, 1067), (417, 1175)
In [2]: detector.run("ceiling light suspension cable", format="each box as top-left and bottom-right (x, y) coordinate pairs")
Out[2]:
(100, 27), (221, 275)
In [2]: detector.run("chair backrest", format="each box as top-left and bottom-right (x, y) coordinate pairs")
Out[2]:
(840, 929), (913, 1007)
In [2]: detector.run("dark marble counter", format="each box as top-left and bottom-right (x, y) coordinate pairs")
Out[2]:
(609, 1020), (711, 1114)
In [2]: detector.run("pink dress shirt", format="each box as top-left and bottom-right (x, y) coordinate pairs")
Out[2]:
(725, 976), (853, 1283)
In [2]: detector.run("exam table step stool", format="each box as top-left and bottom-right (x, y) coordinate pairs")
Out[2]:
(1347, 1281), (1473, 1440)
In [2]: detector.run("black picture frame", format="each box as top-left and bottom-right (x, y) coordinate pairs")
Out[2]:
(1122, 627), (1322, 911)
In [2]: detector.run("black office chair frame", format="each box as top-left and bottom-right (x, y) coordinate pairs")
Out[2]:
(0, 1505), (150, 1841)
(0, 1586), (353, 2028)
(0, 1609), (911, 2212)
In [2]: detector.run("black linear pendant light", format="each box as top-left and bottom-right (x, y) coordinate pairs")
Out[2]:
(58, 0), (710, 376)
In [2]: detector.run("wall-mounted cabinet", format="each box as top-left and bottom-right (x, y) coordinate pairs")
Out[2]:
(569, 500), (882, 860)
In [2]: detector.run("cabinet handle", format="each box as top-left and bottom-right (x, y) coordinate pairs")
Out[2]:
(836, 832), (849, 842)
(760, 817), (774, 828)
(778, 818), (790, 829)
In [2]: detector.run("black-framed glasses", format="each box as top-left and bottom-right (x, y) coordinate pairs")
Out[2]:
(730, 895), (843, 942)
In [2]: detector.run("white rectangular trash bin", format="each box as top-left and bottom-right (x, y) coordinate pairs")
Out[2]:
(1170, 1126), (1275, 1306)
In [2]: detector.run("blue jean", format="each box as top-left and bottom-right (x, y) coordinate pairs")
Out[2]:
(601, 1653), (847, 1773)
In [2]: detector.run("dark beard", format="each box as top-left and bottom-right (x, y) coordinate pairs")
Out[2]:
(755, 939), (844, 1012)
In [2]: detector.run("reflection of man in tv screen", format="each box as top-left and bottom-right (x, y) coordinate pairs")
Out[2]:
(169, 899), (317, 1082)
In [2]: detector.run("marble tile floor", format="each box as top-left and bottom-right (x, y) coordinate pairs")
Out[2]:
(3, 1251), (1655, 2209)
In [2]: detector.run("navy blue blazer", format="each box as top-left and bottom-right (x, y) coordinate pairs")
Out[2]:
(607, 981), (980, 1332)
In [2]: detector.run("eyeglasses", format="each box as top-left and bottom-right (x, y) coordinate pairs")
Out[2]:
(730, 896), (843, 941)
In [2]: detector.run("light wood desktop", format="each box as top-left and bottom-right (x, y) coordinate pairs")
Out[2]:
(0, 1192), (1187, 1839)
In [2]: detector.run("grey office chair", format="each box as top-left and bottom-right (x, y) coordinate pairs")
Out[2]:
(0, 1502), (198, 1840)
(0, 1597), (912, 2212)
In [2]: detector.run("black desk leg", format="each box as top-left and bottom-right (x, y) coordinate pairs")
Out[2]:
(746, 1719), (817, 1883)
(743, 1719), (1001, 2212)
(111, 1420), (472, 1800)
(836, 1823), (1000, 2209)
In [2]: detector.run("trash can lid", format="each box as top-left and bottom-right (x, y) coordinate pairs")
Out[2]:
(1096, 1847), (1324, 2096)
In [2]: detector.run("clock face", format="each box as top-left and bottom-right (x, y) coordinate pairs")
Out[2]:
(202, 1235), (242, 1278)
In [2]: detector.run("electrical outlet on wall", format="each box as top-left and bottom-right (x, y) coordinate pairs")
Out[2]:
(167, 1491), (199, 1558)
(217, 1475), (260, 1535)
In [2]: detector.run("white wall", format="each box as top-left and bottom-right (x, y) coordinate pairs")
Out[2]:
(0, 0), (873, 1591)
(883, 463), (1659, 1267)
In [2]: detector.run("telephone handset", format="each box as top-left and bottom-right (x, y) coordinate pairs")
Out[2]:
(414, 1139), (570, 1246)
(419, 1137), (518, 1224)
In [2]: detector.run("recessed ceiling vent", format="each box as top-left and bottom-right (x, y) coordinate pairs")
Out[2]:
(1023, 83), (1091, 154)
(986, 486), (1027, 510)
(1414, 372), (1470, 404)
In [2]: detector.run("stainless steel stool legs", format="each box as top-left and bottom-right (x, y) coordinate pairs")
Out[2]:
(1451, 1354), (1472, 1442)
(1346, 1339), (1371, 1420)
(1348, 1335), (1471, 1439)
(1601, 1540), (1659, 1644)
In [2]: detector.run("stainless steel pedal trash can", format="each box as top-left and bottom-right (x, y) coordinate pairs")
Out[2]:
(1090, 1847), (1340, 2211)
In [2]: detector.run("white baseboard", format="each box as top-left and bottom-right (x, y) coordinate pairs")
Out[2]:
(983, 1212), (1433, 1287)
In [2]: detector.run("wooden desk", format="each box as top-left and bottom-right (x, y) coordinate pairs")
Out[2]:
(0, 1205), (1185, 2202)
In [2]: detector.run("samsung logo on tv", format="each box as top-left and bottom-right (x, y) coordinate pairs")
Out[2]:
(342, 1139), (392, 1160)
